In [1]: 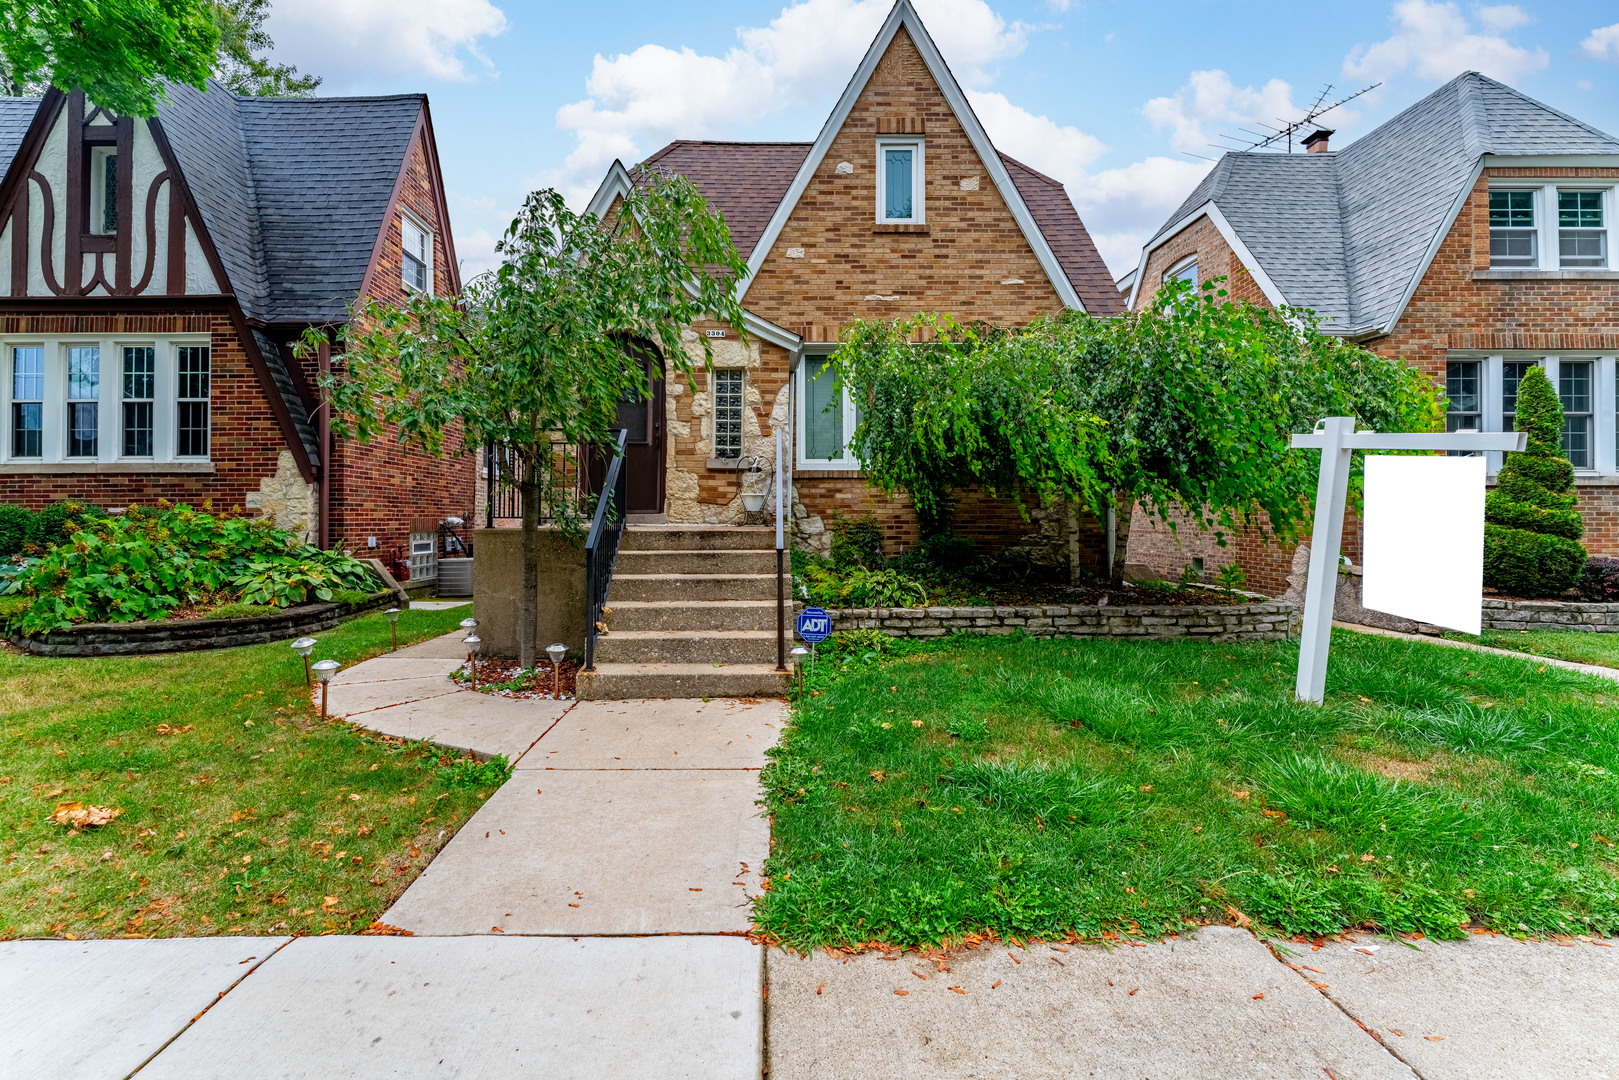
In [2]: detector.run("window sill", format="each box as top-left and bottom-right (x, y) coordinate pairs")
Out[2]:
(795, 466), (864, 479)
(706, 457), (749, 471)
(873, 223), (929, 234)
(0, 461), (215, 475)
(1472, 269), (1619, 280)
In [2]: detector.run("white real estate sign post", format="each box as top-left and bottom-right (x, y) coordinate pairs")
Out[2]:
(1290, 417), (1526, 705)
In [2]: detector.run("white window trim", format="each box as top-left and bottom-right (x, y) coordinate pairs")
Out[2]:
(795, 353), (859, 470)
(1486, 181), (1617, 271)
(874, 137), (925, 225)
(0, 335), (210, 465)
(400, 208), (435, 295)
(1165, 254), (1198, 284)
(1458, 352), (1619, 475)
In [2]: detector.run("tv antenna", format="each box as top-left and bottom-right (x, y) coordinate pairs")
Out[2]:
(1204, 81), (1381, 156)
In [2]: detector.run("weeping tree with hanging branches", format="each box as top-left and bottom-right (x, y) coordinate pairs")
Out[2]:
(307, 171), (749, 669)
(834, 279), (1442, 586)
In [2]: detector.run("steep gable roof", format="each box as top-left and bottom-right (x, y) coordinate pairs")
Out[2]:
(0, 97), (41, 172)
(999, 154), (1121, 314)
(641, 141), (810, 260)
(1136, 72), (1619, 335)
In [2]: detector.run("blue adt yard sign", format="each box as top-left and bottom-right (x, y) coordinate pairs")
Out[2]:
(796, 607), (832, 644)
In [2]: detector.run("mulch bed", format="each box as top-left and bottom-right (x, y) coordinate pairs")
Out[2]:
(451, 657), (580, 701)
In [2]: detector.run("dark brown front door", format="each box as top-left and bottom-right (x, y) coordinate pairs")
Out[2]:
(591, 349), (666, 516)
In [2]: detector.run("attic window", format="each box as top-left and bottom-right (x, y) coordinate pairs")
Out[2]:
(1558, 191), (1607, 268)
(876, 137), (923, 224)
(88, 145), (117, 235)
(1489, 190), (1537, 268)
(401, 213), (433, 294)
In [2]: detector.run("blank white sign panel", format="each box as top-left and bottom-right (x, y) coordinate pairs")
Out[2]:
(1361, 455), (1486, 635)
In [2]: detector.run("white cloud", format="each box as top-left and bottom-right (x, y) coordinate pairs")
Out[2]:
(1068, 158), (1213, 274)
(966, 90), (1107, 174)
(1141, 70), (1301, 155)
(1582, 23), (1619, 61)
(264, 0), (508, 83)
(549, 0), (1026, 200)
(1344, 0), (1547, 83)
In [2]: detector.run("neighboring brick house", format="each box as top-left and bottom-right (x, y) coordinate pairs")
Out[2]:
(1122, 72), (1619, 594)
(582, 0), (1119, 568)
(0, 81), (473, 567)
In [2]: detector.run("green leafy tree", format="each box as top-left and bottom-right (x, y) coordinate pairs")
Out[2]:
(0, 0), (219, 115)
(315, 172), (749, 668)
(211, 0), (319, 96)
(836, 279), (1442, 586)
(1483, 365), (1585, 596)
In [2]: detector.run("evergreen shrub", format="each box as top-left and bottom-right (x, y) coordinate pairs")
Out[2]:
(1483, 366), (1586, 596)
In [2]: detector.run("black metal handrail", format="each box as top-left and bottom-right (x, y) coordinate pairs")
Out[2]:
(583, 430), (630, 671)
(484, 440), (581, 527)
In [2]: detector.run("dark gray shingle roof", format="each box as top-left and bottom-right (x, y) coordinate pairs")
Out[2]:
(0, 97), (41, 171)
(1147, 72), (1619, 334)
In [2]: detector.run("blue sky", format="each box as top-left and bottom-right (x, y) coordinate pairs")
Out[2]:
(261, 0), (1619, 278)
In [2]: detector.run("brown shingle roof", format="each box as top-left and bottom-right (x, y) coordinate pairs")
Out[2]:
(999, 154), (1121, 315)
(641, 141), (811, 260)
(638, 139), (1119, 313)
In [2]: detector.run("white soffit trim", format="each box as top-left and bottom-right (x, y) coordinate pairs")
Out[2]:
(1128, 202), (1288, 310)
(742, 309), (803, 353)
(734, 0), (1085, 312)
(1481, 153), (1619, 169)
(1380, 158), (1485, 336)
(585, 159), (633, 220)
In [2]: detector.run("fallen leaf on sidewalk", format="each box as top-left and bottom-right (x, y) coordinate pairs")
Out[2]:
(491, 927), (503, 933)
(1224, 905), (1252, 928)
(1425, 1036), (1444, 1042)
(991, 980), (1001, 989)
(1388, 1029), (1405, 1037)
(949, 987), (965, 994)
(893, 990), (909, 996)
(1128, 988), (1138, 996)
(816, 983), (824, 995)
(912, 970), (926, 979)
(1008, 952), (1021, 964)
(1252, 993), (1264, 1000)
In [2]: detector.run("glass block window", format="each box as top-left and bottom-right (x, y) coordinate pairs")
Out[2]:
(10, 346), (42, 457)
(66, 345), (99, 458)
(1489, 190), (1537, 267)
(1559, 191), (1607, 268)
(713, 369), (743, 459)
(409, 532), (437, 581)
(1446, 360), (1481, 456)
(176, 345), (209, 457)
(122, 346), (155, 457)
(1561, 360), (1594, 469)
(1502, 360), (1536, 433)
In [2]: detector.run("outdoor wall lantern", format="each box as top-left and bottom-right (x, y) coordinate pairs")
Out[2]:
(464, 632), (483, 691)
(385, 608), (401, 651)
(312, 659), (340, 718)
(291, 637), (317, 686)
(789, 644), (810, 695)
(546, 643), (568, 698)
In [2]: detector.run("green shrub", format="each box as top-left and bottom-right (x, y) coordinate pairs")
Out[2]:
(829, 513), (885, 570)
(0, 504), (33, 556)
(26, 499), (103, 550)
(6, 502), (377, 634)
(1484, 366), (1586, 597)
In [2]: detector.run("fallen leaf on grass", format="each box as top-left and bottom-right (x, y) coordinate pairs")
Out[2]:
(154, 724), (194, 735)
(50, 803), (122, 828)
(1231, 790), (1251, 801)
(1225, 905), (1253, 929)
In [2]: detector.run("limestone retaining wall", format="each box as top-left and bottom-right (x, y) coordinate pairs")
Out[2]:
(1482, 599), (1619, 632)
(825, 601), (1299, 643)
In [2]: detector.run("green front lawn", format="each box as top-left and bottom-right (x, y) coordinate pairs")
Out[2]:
(1450, 629), (1619, 670)
(0, 605), (498, 940)
(756, 629), (1619, 949)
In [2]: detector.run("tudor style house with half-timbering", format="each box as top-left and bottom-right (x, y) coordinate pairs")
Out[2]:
(1122, 72), (1619, 595)
(583, 0), (1119, 565)
(0, 81), (474, 567)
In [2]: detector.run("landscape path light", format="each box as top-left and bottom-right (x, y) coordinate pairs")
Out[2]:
(789, 645), (809, 696)
(464, 633), (483, 692)
(291, 637), (317, 686)
(312, 659), (340, 718)
(385, 608), (401, 651)
(460, 617), (478, 631)
(546, 643), (568, 698)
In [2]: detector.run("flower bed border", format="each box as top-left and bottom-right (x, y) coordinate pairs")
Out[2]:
(9, 590), (395, 657)
(1482, 598), (1619, 632)
(826, 600), (1299, 643)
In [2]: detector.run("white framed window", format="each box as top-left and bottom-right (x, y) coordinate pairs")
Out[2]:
(401, 212), (433, 294)
(875, 137), (924, 224)
(88, 145), (118, 236)
(712, 368), (743, 459)
(1487, 183), (1616, 270)
(797, 354), (859, 470)
(0, 338), (211, 465)
(1460, 353), (1619, 475)
(1166, 255), (1199, 286)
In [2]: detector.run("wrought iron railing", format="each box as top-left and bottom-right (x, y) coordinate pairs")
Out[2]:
(583, 431), (630, 671)
(484, 440), (582, 527)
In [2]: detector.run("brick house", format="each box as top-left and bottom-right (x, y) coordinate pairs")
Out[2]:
(1122, 72), (1619, 594)
(581, 0), (1119, 568)
(0, 81), (474, 568)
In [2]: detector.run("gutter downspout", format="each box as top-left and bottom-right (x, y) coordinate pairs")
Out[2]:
(317, 339), (332, 550)
(1105, 496), (1116, 577)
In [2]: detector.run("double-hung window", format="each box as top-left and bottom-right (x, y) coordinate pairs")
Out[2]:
(401, 214), (432, 294)
(712, 369), (743, 460)
(10, 346), (42, 457)
(1445, 359), (1481, 456)
(122, 346), (155, 457)
(66, 346), (99, 458)
(798, 355), (859, 469)
(1560, 360), (1595, 469)
(1501, 360), (1538, 433)
(1489, 190), (1537, 267)
(1559, 191), (1607, 268)
(176, 346), (210, 457)
(876, 138), (923, 224)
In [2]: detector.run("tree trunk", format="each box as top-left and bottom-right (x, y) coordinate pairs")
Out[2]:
(518, 456), (540, 671)
(1110, 488), (1135, 588)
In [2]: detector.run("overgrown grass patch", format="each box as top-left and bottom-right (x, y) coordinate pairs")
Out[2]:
(0, 605), (492, 939)
(756, 629), (1619, 949)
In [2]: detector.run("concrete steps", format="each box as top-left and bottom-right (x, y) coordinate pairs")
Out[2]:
(577, 526), (789, 700)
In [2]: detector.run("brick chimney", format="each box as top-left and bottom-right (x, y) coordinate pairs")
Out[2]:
(1303, 128), (1333, 154)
